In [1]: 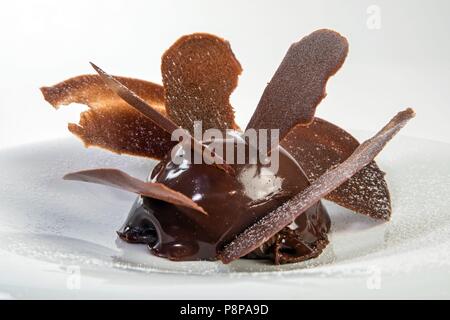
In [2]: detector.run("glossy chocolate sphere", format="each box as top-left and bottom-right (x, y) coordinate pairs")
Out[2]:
(119, 132), (329, 261)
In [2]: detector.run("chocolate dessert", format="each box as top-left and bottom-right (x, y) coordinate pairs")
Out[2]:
(41, 29), (414, 264)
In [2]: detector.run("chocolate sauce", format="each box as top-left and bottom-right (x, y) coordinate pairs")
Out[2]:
(118, 132), (330, 261)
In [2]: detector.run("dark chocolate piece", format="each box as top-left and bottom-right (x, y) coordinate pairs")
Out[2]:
(220, 108), (415, 263)
(282, 118), (391, 220)
(246, 29), (348, 140)
(244, 201), (330, 264)
(40, 75), (172, 159)
(162, 33), (242, 133)
(63, 168), (207, 214)
(273, 228), (329, 265)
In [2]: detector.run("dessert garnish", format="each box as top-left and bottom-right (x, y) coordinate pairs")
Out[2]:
(41, 29), (414, 264)
(247, 29), (349, 141)
(64, 168), (207, 214)
(282, 118), (391, 220)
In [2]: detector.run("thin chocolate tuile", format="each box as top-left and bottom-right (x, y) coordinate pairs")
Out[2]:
(282, 118), (391, 220)
(40, 75), (171, 159)
(91, 63), (234, 174)
(220, 108), (415, 263)
(246, 29), (348, 140)
(66, 107), (175, 159)
(64, 168), (207, 214)
(40, 74), (165, 110)
(161, 33), (242, 132)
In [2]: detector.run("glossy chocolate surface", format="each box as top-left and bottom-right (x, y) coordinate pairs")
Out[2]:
(118, 132), (330, 261)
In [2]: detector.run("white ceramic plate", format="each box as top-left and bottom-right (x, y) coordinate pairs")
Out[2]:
(0, 134), (449, 299)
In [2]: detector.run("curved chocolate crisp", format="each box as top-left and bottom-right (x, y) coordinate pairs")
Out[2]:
(64, 168), (207, 214)
(220, 109), (415, 263)
(246, 29), (348, 139)
(41, 75), (173, 159)
(161, 33), (242, 132)
(282, 118), (391, 220)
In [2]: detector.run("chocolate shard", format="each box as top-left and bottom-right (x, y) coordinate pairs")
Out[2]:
(220, 108), (415, 263)
(161, 33), (242, 133)
(64, 168), (207, 215)
(282, 118), (391, 220)
(41, 75), (173, 159)
(246, 29), (349, 140)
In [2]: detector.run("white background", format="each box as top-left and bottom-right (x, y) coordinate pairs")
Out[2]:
(0, 0), (449, 149)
